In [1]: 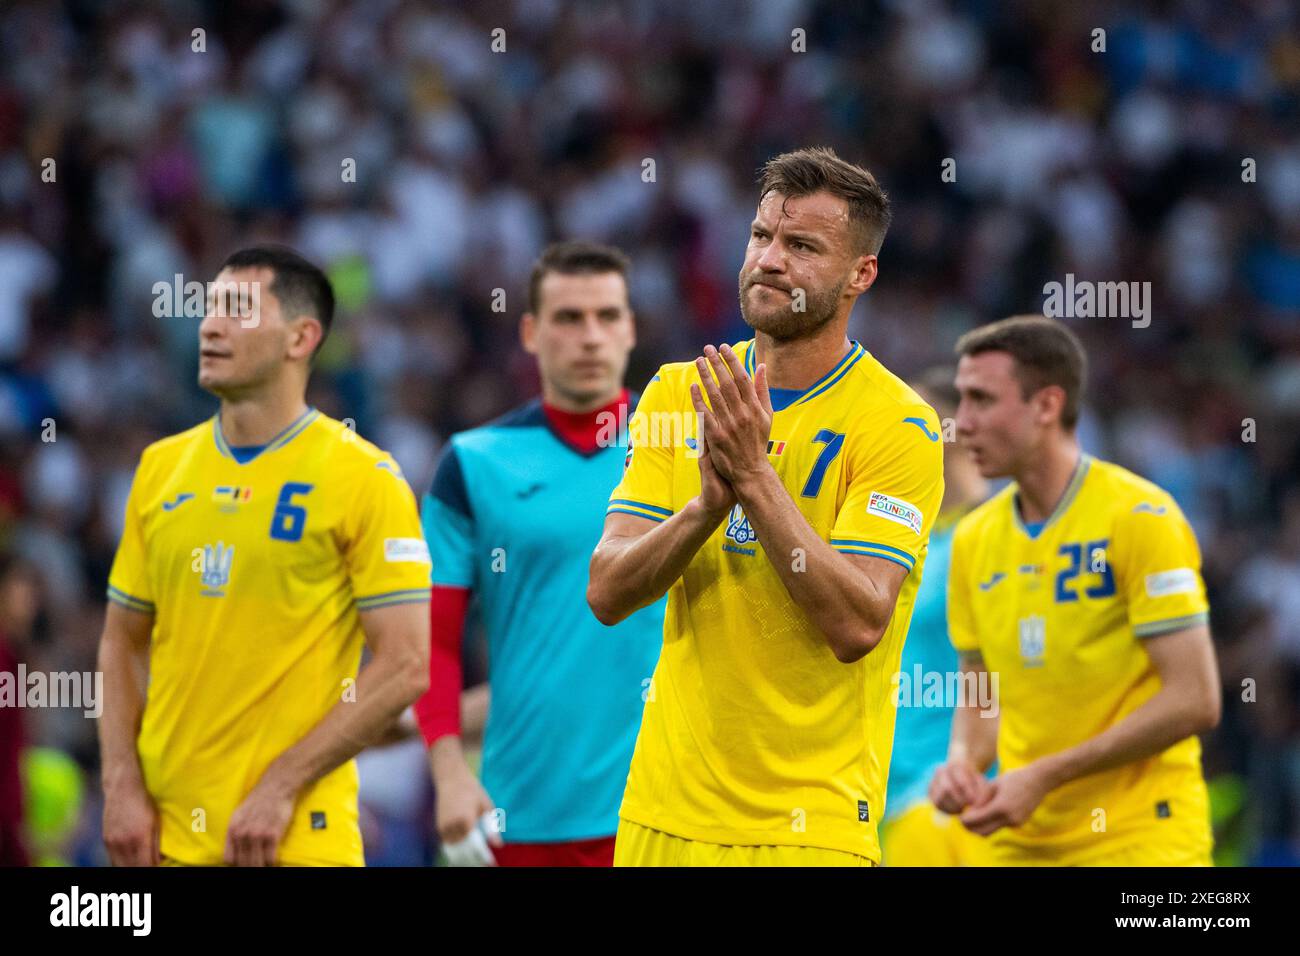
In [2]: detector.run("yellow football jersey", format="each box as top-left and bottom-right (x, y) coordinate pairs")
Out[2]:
(107, 407), (431, 866)
(948, 454), (1213, 861)
(608, 338), (944, 862)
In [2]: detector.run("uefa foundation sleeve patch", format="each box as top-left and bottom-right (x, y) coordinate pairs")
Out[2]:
(1144, 568), (1198, 598)
(384, 537), (432, 564)
(867, 491), (923, 535)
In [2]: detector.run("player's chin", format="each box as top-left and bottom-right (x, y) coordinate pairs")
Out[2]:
(562, 368), (615, 396)
(198, 369), (240, 395)
(744, 308), (804, 340)
(970, 450), (1008, 479)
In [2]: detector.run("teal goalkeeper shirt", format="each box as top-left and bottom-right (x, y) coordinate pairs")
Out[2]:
(421, 398), (664, 842)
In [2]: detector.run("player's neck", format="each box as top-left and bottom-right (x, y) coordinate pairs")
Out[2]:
(1014, 436), (1082, 524)
(218, 392), (311, 447)
(541, 382), (624, 415)
(751, 327), (851, 390)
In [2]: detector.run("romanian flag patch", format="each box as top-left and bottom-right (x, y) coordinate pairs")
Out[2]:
(212, 486), (253, 503)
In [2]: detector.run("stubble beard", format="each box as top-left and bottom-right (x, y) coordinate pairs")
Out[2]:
(737, 271), (846, 342)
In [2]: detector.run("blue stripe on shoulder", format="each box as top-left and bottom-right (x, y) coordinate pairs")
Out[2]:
(429, 444), (471, 519)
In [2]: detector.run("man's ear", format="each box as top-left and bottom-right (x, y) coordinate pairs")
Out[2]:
(848, 254), (878, 296)
(290, 315), (323, 360)
(520, 312), (538, 355)
(1034, 385), (1068, 428)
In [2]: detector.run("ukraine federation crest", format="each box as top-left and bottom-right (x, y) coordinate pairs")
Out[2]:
(1018, 615), (1046, 667)
(200, 541), (235, 597)
(725, 504), (757, 546)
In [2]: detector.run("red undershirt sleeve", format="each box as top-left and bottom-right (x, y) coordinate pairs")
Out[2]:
(413, 585), (470, 746)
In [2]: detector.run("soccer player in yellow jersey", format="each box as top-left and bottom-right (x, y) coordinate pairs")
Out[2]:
(97, 246), (431, 866)
(588, 148), (944, 866)
(930, 315), (1221, 866)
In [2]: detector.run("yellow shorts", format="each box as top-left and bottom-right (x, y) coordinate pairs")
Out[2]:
(991, 833), (1214, 867)
(879, 800), (995, 867)
(613, 818), (875, 867)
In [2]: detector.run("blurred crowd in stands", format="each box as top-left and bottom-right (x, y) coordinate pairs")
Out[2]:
(0, 0), (1296, 865)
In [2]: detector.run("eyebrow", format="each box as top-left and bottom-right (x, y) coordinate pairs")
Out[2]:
(750, 216), (825, 240)
(784, 231), (821, 246)
(550, 306), (624, 317)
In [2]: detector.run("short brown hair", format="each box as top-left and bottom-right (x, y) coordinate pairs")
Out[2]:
(954, 315), (1088, 429)
(757, 147), (892, 255)
(527, 240), (631, 314)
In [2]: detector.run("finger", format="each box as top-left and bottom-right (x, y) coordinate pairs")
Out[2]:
(933, 780), (966, 815)
(963, 813), (1005, 837)
(718, 344), (755, 402)
(705, 346), (742, 411)
(263, 833), (279, 867)
(957, 764), (989, 802)
(694, 356), (728, 414)
(928, 773), (955, 813)
(959, 800), (1001, 831)
(689, 384), (720, 440)
(223, 830), (236, 866)
(933, 784), (962, 815)
(241, 832), (262, 868)
(754, 363), (773, 415)
(248, 833), (267, 868)
(689, 381), (708, 415)
(943, 767), (971, 806)
(968, 778), (997, 807)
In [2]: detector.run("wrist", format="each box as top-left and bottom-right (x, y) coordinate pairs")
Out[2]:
(429, 736), (471, 781)
(687, 494), (730, 527)
(731, 461), (778, 501)
(1030, 755), (1066, 792)
(256, 760), (303, 801)
(102, 760), (146, 795)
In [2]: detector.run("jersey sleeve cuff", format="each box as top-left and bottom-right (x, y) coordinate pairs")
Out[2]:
(1133, 611), (1209, 638)
(107, 585), (155, 614)
(606, 498), (673, 523)
(829, 538), (916, 572)
(356, 587), (432, 611)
